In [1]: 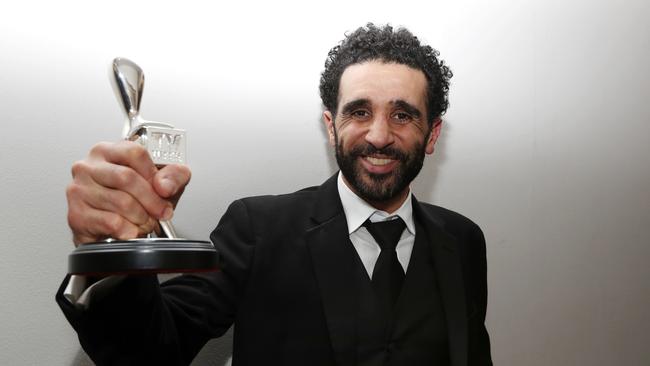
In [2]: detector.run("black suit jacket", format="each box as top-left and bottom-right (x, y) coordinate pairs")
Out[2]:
(57, 174), (491, 366)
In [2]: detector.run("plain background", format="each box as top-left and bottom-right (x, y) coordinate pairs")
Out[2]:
(1, 0), (649, 365)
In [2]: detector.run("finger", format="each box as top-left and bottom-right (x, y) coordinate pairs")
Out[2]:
(80, 181), (151, 226)
(139, 216), (159, 237)
(153, 164), (192, 199)
(69, 163), (161, 242)
(89, 160), (173, 220)
(73, 151), (173, 221)
(89, 141), (158, 182)
(68, 199), (139, 244)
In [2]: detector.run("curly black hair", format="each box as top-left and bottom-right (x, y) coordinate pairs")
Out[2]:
(319, 23), (453, 126)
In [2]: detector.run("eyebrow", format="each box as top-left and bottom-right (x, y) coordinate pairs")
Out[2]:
(340, 98), (423, 120)
(391, 100), (422, 119)
(340, 99), (371, 116)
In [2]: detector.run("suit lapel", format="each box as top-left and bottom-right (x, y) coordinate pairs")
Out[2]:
(306, 174), (358, 366)
(413, 198), (469, 366)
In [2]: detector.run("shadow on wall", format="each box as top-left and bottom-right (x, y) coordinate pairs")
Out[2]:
(71, 349), (93, 366)
(191, 329), (234, 366)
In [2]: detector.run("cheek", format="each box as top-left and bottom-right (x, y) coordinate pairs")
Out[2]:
(336, 125), (365, 147)
(395, 128), (423, 145)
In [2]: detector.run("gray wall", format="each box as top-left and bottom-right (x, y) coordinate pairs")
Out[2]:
(1, 1), (649, 365)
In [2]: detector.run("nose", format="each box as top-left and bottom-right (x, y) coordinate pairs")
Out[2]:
(364, 116), (394, 149)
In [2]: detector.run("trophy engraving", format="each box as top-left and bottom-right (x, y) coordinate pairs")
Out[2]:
(67, 58), (218, 275)
(129, 126), (186, 165)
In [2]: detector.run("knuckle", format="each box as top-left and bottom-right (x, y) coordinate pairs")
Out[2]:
(103, 214), (124, 234)
(89, 141), (110, 156)
(67, 208), (90, 240)
(114, 193), (139, 217)
(65, 188), (87, 225)
(67, 210), (81, 231)
(126, 143), (149, 162)
(66, 185), (90, 213)
(112, 193), (131, 212)
(70, 160), (90, 178)
(114, 166), (137, 187)
(65, 182), (81, 201)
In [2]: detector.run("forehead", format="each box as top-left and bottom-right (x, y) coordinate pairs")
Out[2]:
(337, 60), (427, 111)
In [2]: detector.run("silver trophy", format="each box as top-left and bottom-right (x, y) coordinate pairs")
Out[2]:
(112, 57), (184, 238)
(68, 58), (218, 275)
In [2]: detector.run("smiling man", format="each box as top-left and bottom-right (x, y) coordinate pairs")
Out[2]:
(325, 60), (440, 213)
(58, 24), (492, 365)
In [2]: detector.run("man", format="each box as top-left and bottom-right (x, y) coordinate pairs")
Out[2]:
(58, 24), (492, 365)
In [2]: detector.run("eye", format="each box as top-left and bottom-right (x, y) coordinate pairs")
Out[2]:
(392, 111), (413, 123)
(351, 110), (371, 120)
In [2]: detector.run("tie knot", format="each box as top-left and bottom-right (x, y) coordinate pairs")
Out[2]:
(363, 217), (405, 251)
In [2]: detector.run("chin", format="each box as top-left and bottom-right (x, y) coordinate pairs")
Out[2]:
(356, 172), (403, 202)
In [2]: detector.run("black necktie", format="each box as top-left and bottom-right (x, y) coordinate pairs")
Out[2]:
(363, 217), (406, 310)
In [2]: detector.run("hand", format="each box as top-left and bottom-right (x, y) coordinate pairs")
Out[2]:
(66, 141), (191, 246)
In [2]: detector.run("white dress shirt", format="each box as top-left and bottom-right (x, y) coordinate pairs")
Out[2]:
(337, 172), (416, 279)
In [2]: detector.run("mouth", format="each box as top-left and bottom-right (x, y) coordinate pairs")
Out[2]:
(361, 155), (399, 174)
(365, 156), (396, 166)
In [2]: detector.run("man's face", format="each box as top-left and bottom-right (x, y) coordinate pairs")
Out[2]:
(324, 60), (442, 211)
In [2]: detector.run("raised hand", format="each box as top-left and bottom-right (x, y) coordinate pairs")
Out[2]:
(66, 140), (191, 246)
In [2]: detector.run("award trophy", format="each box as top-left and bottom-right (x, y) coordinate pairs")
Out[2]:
(68, 58), (219, 275)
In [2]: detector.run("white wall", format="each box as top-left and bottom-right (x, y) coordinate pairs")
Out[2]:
(1, 0), (649, 365)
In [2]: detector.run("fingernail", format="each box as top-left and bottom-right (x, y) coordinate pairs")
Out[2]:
(160, 178), (176, 196)
(162, 205), (174, 220)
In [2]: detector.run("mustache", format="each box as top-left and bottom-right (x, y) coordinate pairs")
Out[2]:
(349, 144), (409, 161)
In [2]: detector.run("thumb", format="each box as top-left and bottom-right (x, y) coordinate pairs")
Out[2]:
(153, 164), (192, 199)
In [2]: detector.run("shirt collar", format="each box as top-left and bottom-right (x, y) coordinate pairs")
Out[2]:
(337, 172), (416, 235)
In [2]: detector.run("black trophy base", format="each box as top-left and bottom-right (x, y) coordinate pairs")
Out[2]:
(68, 238), (219, 275)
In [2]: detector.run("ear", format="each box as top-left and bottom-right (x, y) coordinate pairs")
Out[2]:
(425, 118), (442, 155)
(323, 110), (336, 147)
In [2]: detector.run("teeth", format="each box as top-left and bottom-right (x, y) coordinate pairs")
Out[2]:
(365, 157), (394, 166)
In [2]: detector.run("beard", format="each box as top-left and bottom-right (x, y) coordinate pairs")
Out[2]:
(334, 133), (426, 204)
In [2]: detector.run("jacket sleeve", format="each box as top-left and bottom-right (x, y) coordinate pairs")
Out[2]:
(467, 224), (493, 366)
(55, 199), (256, 366)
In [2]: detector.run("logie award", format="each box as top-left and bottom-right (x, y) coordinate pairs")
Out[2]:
(67, 58), (219, 275)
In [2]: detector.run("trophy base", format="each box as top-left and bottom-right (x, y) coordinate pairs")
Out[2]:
(68, 238), (219, 275)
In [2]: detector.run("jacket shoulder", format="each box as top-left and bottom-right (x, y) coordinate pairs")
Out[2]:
(417, 202), (483, 235)
(418, 202), (478, 225)
(219, 185), (322, 230)
(236, 185), (320, 212)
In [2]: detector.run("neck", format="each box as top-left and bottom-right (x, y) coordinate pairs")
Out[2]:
(341, 175), (410, 214)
